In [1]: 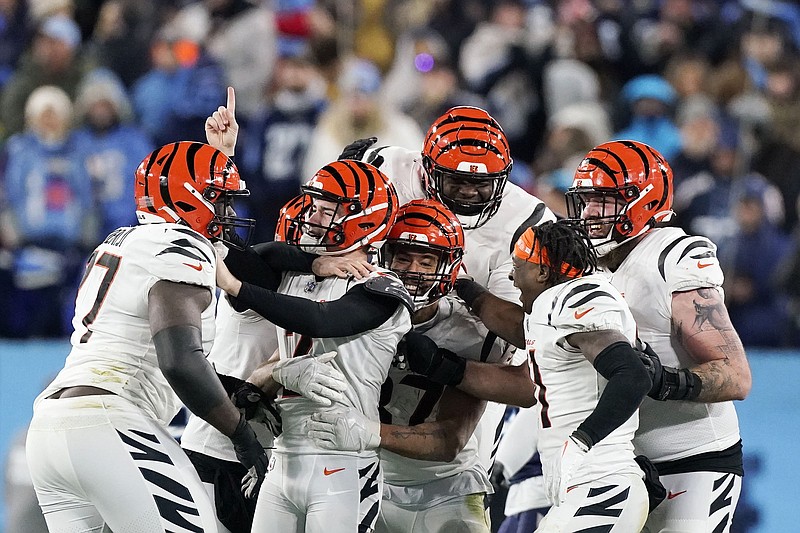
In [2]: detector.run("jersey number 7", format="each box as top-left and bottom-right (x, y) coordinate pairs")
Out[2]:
(76, 251), (122, 343)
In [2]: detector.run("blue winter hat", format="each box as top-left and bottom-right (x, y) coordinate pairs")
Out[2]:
(339, 58), (382, 95)
(622, 75), (676, 106)
(40, 15), (81, 49)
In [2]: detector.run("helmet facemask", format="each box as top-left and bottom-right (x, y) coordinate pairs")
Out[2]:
(422, 156), (508, 229)
(381, 241), (462, 310)
(566, 184), (660, 257)
(204, 185), (255, 249)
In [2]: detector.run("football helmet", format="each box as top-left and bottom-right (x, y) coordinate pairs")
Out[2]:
(135, 141), (254, 247)
(422, 106), (512, 229)
(286, 159), (398, 255)
(380, 199), (464, 310)
(274, 194), (305, 243)
(565, 140), (674, 256)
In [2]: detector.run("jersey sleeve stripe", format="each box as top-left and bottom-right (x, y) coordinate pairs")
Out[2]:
(565, 290), (618, 309)
(170, 229), (215, 263)
(558, 282), (600, 314)
(677, 239), (715, 262)
(658, 235), (694, 281)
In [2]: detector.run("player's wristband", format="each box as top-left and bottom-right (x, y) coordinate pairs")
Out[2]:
(454, 279), (487, 309)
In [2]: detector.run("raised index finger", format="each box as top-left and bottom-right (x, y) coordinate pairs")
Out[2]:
(226, 86), (236, 115)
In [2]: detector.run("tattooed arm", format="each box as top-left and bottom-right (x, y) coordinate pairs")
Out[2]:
(671, 288), (751, 402)
(379, 386), (486, 462)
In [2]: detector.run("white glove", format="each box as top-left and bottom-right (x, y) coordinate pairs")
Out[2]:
(548, 433), (590, 505)
(272, 351), (348, 406)
(307, 407), (381, 452)
(213, 241), (229, 260)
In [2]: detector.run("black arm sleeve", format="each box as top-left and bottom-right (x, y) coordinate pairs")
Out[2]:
(153, 325), (232, 428)
(576, 341), (652, 447)
(235, 282), (399, 337)
(224, 241), (317, 291)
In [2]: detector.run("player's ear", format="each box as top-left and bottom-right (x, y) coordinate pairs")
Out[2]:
(537, 264), (551, 285)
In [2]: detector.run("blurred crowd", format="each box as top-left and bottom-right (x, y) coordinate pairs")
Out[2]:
(0, 0), (799, 347)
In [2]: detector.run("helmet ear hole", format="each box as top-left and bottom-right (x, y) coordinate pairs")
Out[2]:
(348, 201), (362, 214)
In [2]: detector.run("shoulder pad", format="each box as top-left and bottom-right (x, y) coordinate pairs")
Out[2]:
(657, 234), (720, 282)
(365, 145), (391, 168)
(550, 276), (624, 328)
(362, 271), (414, 313)
(154, 226), (215, 266)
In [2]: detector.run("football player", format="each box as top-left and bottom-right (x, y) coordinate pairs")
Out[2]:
(26, 140), (269, 533)
(214, 159), (414, 533)
(339, 106), (556, 482)
(565, 140), (751, 533)
(422, 220), (653, 531)
(309, 199), (513, 532)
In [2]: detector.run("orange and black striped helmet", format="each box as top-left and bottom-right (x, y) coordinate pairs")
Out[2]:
(422, 106), (512, 229)
(134, 142), (254, 245)
(274, 194), (305, 243)
(380, 199), (464, 310)
(565, 140), (674, 256)
(289, 159), (398, 254)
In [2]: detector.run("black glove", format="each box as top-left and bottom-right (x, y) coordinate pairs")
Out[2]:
(217, 373), (282, 435)
(403, 331), (466, 386)
(636, 340), (702, 401)
(338, 137), (378, 161)
(230, 413), (269, 498)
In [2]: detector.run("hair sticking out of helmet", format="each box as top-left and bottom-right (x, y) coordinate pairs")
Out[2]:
(134, 141), (255, 248)
(274, 194), (306, 243)
(379, 199), (464, 310)
(285, 159), (398, 255)
(565, 140), (674, 257)
(422, 106), (512, 229)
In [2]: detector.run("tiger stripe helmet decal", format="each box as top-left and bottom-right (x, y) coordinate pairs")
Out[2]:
(288, 159), (399, 255)
(422, 106), (512, 229)
(134, 141), (254, 246)
(380, 198), (465, 309)
(565, 140), (675, 256)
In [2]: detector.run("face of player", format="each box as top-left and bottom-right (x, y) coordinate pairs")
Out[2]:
(577, 193), (626, 240)
(389, 245), (441, 296)
(302, 198), (340, 239)
(440, 175), (494, 207)
(511, 256), (547, 314)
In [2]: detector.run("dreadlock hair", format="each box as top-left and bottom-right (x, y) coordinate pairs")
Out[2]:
(531, 220), (598, 286)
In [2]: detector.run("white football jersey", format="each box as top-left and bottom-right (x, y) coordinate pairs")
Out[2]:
(526, 274), (642, 488)
(365, 146), (557, 302)
(610, 227), (741, 462)
(181, 294), (279, 462)
(274, 269), (413, 455)
(36, 224), (217, 426)
(380, 297), (510, 500)
(365, 145), (557, 474)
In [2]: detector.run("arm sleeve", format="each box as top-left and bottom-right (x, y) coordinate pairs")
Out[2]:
(224, 241), (317, 291)
(234, 282), (399, 337)
(576, 341), (652, 446)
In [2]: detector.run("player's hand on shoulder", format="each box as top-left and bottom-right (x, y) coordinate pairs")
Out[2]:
(272, 351), (348, 406)
(312, 253), (375, 279)
(307, 406), (381, 452)
(205, 86), (239, 156)
(338, 136), (378, 161)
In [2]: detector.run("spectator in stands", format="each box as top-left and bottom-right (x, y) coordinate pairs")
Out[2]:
(302, 56), (423, 178)
(169, 0), (276, 122)
(1, 13), (93, 137)
(719, 174), (794, 347)
(0, 85), (96, 338)
(73, 69), (153, 237)
(615, 74), (683, 160)
(131, 28), (226, 146)
(0, 0), (31, 92)
(239, 41), (327, 242)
